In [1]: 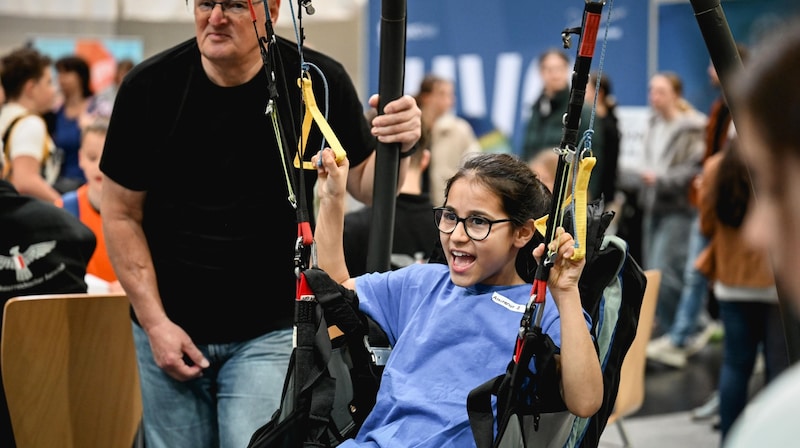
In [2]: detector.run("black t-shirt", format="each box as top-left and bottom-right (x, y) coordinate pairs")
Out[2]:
(0, 180), (95, 302)
(101, 37), (375, 343)
(0, 179), (95, 448)
(343, 193), (439, 276)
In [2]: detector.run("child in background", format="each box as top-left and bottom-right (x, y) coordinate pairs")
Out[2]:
(0, 47), (61, 203)
(56, 118), (121, 293)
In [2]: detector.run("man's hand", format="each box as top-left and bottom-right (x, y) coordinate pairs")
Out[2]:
(146, 320), (209, 381)
(367, 94), (421, 154)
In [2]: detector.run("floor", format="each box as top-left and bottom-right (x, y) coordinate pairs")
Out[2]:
(597, 337), (763, 448)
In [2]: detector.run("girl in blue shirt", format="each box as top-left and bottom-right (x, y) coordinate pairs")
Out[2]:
(314, 151), (603, 447)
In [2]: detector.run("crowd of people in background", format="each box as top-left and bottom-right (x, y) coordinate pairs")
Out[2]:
(0, 44), (133, 448)
(1, 46), (131, 204)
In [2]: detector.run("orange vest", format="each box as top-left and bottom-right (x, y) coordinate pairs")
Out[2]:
(56, 185), (117, 283)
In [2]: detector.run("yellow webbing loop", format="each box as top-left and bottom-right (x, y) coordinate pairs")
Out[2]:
(532, 155), (596, 261)
(567, 155), (595, 261)
(293, 74), (347, 170)
(534, 216), (549, 237)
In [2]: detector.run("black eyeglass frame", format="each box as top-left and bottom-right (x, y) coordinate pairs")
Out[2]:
(196, 0), (252, 14)
(432, 207), (513, 241)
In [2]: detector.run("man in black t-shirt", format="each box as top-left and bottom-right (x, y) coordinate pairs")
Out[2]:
(99, 1), (421, 446)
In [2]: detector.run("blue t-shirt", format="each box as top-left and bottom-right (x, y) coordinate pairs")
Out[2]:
(52, 106), (85, 182)
(344, 263), (592, 448)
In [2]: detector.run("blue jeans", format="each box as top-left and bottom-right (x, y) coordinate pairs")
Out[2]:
(718, 301), (788, 441)
(645, 211), (694, 332)
(668, 216), (709, 346)
(133, 323), (293, 448)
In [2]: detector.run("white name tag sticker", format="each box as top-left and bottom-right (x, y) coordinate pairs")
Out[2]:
(492, 292), (526, 313)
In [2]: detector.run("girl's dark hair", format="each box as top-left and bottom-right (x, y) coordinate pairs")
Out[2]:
(712, 141), (751, 228)
(55, 55), (93, 98)
(444, 152), (552, 282)
(0, 47), (51, 100)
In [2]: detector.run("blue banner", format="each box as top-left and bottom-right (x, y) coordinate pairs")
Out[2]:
(368, 0), (648, 154)
(368, 0), (799, 155)
(658, 0), (800, 116)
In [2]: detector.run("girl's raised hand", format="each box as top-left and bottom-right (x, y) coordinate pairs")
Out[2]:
(313, 147), (349, 202)
(532, 226), (585, 295)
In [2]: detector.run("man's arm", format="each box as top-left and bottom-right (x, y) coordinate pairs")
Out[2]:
(346, 94), (421, 205)
(101, 177), (209, 380)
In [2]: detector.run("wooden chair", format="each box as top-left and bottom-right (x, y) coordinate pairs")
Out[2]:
(605, 269), (661, 447)
(1, 293), (143, 448)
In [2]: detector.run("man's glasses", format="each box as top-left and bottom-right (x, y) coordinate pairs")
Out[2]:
(196, 0), (251, 15)
(433, 207), (512, 241)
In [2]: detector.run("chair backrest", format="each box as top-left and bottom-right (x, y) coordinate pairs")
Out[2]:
(1, 293), (142, 448)
(606, 269), (661, 425)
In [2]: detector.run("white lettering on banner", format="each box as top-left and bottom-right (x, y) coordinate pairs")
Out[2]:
(405, 59), (426, 99)
(458, 54), (486, 117)
(431, 56), (456, 84)
(492, 292), (527, 314)
(493, 53), (524, 138)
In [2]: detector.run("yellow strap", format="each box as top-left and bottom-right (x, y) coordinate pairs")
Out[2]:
(532, 155), (596, 261)
(567, 155), (595, 261)
(534, 215), (549, 236)
(293, 74), (347, 170)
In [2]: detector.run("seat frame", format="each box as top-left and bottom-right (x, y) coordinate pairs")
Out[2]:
(1, 293), (143, 448)
(605, 269), (662, 447)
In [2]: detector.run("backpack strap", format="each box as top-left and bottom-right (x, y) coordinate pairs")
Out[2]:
(304, 267), (389, 428)
(466, 373), (506, 448)
(246, 267), (391, 448)
(2, 113), (50, 179)
(467, 326), (572, 448)
(61, 190), (80, 218)
(2, 114), (27, 178)
(1, 114), (26, 150)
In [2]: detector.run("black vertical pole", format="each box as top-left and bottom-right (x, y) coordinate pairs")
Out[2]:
(688, 0), (742, 118)
(689, 0), (800, 364)
(542, 1), (604, 256)
(366, 0), (407, 273)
